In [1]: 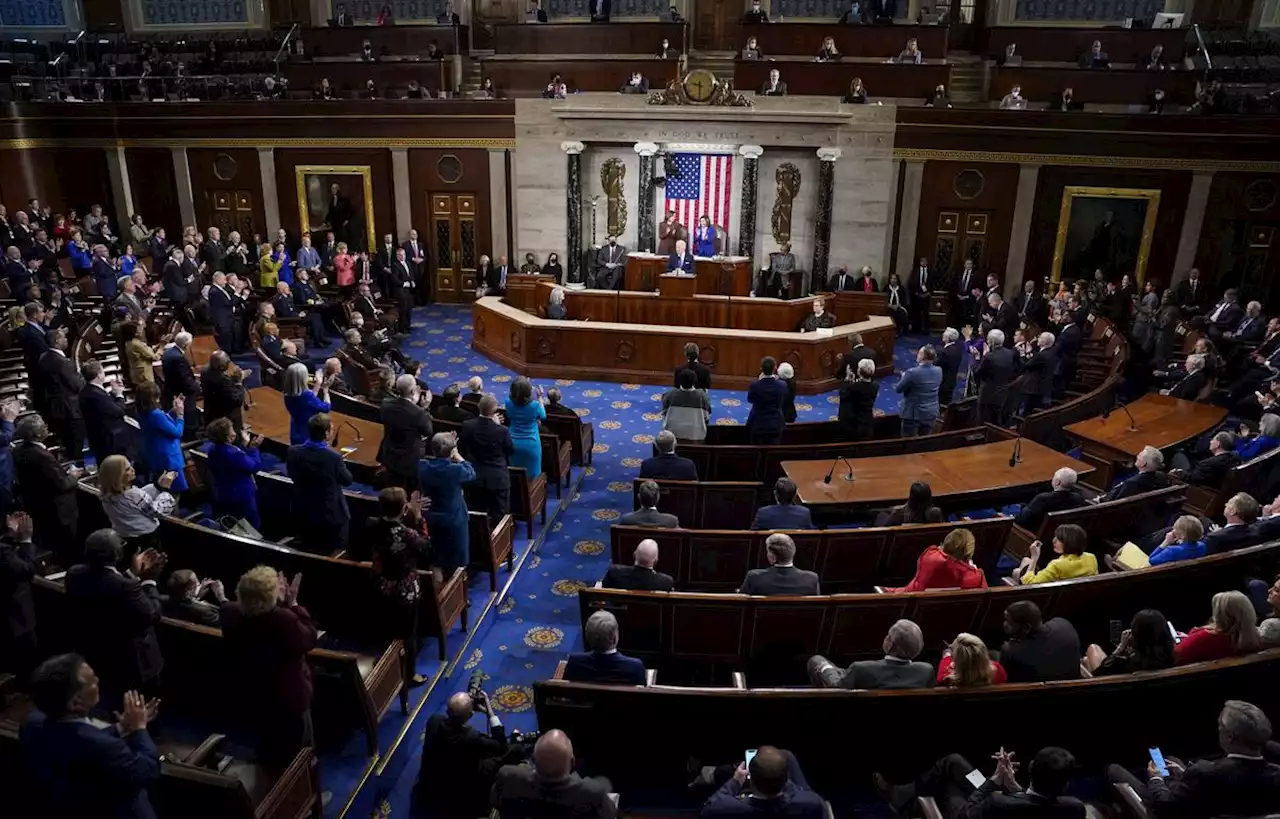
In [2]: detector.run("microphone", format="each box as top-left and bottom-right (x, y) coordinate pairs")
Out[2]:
(1100, 397), (1138, 432)
(333, 419), (363, 450)
(823, 455), (855, 484)
(1008, 435), (1022, 468)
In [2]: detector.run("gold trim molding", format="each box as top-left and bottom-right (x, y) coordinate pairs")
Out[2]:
(1050, 186), (1161, 288)
(892, 148), (1280, 174)
(294, 165), (377, 253)
(0, 137), (516, 150)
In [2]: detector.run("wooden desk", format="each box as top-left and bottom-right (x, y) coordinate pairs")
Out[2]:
(1064, 393), (1226, 487)
(782, 438), (1093, 514)
(556, 283), (815, 332)
(472, 296), (895, 393)
(734, 59), (949, 98)
(985, 25), (1187, 63)
(488, 21), (686, 55)
(989, 65), (1198, 105)
(624, 254), (664, 292)
(695, 257), (752, 297)
(506, 273), (557, 313)
(300, 24), (468, 57)
(482, 56), (681, 98)
(659, 273), (696, 298)
(243, 386), (383, 470)
(737, 22), (947, 59)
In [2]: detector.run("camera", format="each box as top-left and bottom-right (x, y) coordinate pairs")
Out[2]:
(466, 669), (485, 700)
(510, 729), (541, 749)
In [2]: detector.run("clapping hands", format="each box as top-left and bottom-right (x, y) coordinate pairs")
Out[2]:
(990, 748), (1021, 792)
(276, 571), (302, 607)
(115, 690), (160, 735)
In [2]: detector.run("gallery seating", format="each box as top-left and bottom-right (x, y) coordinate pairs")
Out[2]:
(1177, 444), (1280, 519)
(608, 517), (1013, 593)
(988, 66), (1198, 106)
(481, 57), (680, 98)
(1003, 483), (1188, 560)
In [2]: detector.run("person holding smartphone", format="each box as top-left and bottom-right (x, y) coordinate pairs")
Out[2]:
(874, 746), (1083, 818)
(701, 745), (826, 819)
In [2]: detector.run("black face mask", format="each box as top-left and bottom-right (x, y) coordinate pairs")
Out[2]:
(609, 240), (616, 246)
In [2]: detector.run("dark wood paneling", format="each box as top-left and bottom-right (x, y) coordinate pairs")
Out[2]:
(989, 66), (1198, 106)
(1026, 166), (1192, 289)
(82, 0), (128, 30)
(275, 147), (395, 248)
(187, 148), (265, 239)
(1196, 172), (1280, 310)
(914, 160), (1020, 286)
(734, 59), (948, 98)
(300, 24), (467, 56)
(984, 25), (1188, 62)
(284, 60), (450, 96)
(0, 148), (115, 221)
(124, 147), (180, 241)
(482, 58), (680, 98)
(408, 147), (493, 303)
(737, 22), (947, 59)
(490, 22), (686, 54)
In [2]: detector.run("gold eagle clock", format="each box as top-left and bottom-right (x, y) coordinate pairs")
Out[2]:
(681, 69), (718, 104)
(648, 70), (753, 108)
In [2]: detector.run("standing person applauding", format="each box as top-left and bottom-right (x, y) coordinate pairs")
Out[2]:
(746, 357), (788, 445)
(136, 383), (188, 495)
(286, 413), (352, 555)
(282, 362), (332, 446)
(365, 486), (433, 687)
(205, 418), (263, 529)
(505, 378), (546, 479)
(418, 432), (476, 576)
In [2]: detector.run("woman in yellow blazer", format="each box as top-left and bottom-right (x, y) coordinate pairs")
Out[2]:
(259, 243), (282, 288)
(1014, 523), (1098, 584)
(122, 320), (161, 386)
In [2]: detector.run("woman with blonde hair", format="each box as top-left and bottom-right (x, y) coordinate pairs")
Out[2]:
(333, 241), (355, 294)
(1175, 590), (1262, 665)
(258, 242), (282, 288)
(887, 527), (987, 593)
(546, 285), (567, 320)
(936, 632), (1006, 687)
(97, 453), (177, 555)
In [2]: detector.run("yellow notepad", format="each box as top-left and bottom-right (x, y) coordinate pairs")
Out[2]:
(1115, 542), (1151, 570)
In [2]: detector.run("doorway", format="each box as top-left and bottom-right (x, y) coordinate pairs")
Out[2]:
(429, 193), (479, 303)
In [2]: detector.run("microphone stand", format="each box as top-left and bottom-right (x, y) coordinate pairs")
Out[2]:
(333, 419), (363, 451)
(1100, 399), (1138, 433)
(823, 454), (856, 484)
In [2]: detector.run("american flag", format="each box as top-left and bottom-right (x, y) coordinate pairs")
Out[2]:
(664, 153), (734, 237)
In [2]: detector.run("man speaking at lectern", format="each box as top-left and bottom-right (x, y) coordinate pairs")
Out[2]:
(667, 239), (694, 274)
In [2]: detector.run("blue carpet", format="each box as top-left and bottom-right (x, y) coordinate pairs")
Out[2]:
(323, 307), (963, 818)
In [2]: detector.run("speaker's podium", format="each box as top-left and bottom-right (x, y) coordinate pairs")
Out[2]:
(625, 252), (665, 291)
(625, 252), (752, 296)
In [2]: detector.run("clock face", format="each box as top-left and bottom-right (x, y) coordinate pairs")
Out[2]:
(682, 69), (717, 103)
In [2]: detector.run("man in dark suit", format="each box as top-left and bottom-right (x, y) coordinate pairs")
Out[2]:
(417, 689), (511, 819)
(374, 233), (398, 295)
(619, 480), (680, 528)
(974, 328), (1018, 425)
(66, 529), (165, 703)
(592, 239), (625, 290)
(200, 226), (227, 274)
(18, 303), (50, 413)
(908, 256), (934, 334)
(746, 357), (789, 445)
(1021, 330), (1058, 414)
(434, 384), (478, 425)
(390, 247), (416, 334)
(379, 375), (433, 491)
(808, 619), (933, 690)
(675, 342), (713, 390)
(38, 328), (85, 461)
(13, 415), (82, 565)
(1096, 445), (1169, 503)
(0, 510), (38, 682)
(1164, 353), (1209, 401)
(877, 746), (1084, 819)
(20, 653), (162, 819)
(1174, 268), (1209, 316)
(750, 477), (814, 531)
(833, 332), (877, 379)
(329, 2), (355, 25)
(79, 360), (130, 467)
(1221, 299), (1266, 356)
(90, 244), (118, 300)
(1079, 39), (1110, 68)
(402, 229), (427, 304)
(564, 609), (647, 685)
(937, 328), (963, 406)
(201, 351), (247, 433)
(492, 730), (617, 819)
(1016, 280), (1045, 324)
(163, 569), (225, 627)
(286, 413), (354, 554)
(1169, 431), (1241, 488)
(951, 259), (979, 327)
(666, 238), (694, 274)
(602, 538), (675, 591)
(739, 533), (820, 595)
(207, 272), (237, 353)
(999, 601), (1080, 682)
(160, 246), (188, 306)
(830, 265), (858, 291)
(1228, 317), (1280, 402)
(703, 746), (826, 819)
(1200, 288), (1245, 337)
(460, 395), (514, 525)
(1107, 700), (1280, 818)
(760, 68), (787, 96)
(639, 430), (698, 481)
(162, 333), (201, 436)
(1015, 467), (1087, 531)
(274, 282), (329, 347)
(984, 292), (1018, 341)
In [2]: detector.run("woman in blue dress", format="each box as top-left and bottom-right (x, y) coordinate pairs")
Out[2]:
(417, 433), (476, 575)
(505, 377), (546, 477)
(136, 382), (188, 494)
(119, 244), (138, 276)
(693, 215), (716, 257)
(282, 362), (332, 445)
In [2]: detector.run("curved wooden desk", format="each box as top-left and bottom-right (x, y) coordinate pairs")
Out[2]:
(472, 296), (895, 393)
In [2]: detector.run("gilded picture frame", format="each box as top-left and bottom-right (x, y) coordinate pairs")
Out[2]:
(1050, 186), (1160, 287)
(294, 164), (376, 253)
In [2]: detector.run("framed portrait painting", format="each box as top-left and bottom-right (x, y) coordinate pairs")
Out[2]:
(294, 165), (376, 253)
(1050, 186), (1161, 287)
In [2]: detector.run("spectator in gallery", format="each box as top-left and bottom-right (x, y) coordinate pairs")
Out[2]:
(658, 38), (677, 60)
(808, 619), (933, 689)
(1083, 609), (1176, 677)
(563, 610), (646, 685)
(661, 372), (712, 443)
(999, 84), (1027, 110)
(741, 36), (762, 60)
(751, 477), (814, 531)
(329, 2), (354, 25)
(840, 0), (866, 23)
(739, 533), (821, 596)
(526, 0), (548, 22)
(541, 251), (563, 283)
(640, 430), (698, 481)
(619, 479), (680, 528)
(760, 68), (787, 96)
(746, 356), (788, 445)
(742, 0), (770, 22)
(816, 36), (841, 62)
(438, 0), (461, 24)
(314, 77), (337, 101)
(842, 77), (868, 104)
(1144, 44), (1168, 71)
(997, 42), (1020, 66)
(620, 72), (649, 95)
(667, 5), (684, 23)
(924, 83), (952, 107)
(602, 538), (675, 591)
(1079, 39), (1110, 68)
(897, 38), (923, 64)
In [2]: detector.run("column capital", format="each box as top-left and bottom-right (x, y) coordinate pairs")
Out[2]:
(561, 141), (586, 155)
(634, 141), (659, 157)
(817, 148), (842, 163)
(739, 144), (764, 159)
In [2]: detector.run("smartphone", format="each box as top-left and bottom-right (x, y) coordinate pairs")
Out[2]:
(1149, 747), (1169, 777)
(1167, 621), (1182, 644)
(744, 749), (757, 770)
(964, 768), (988, 789)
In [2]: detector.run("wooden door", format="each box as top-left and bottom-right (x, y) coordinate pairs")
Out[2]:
(694, 0), (738, 51)
(267, 0), (311, 25)
(931, 210), (991, 280)
(430, 193), (478, 304)
(209, 190), (256, 239)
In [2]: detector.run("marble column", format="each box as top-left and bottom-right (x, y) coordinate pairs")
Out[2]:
(489, 149), (510, 260)
(170, 147), (196, 229)
(257, 148), (281, 237)
(894, 160), (925, 281)
(634, 142), (658, 253)
(811, 148), (840, 293)
(391, 147), (412, 240)
(1004, 163), (1041, 300)
(105, 147), (135, 226)
(1172, 171), (1216, 287)
(563, 141), (585, 285)
(737, 144), (763, 259)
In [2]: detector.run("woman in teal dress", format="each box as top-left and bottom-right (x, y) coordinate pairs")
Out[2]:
(504, 377), (546, 477)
